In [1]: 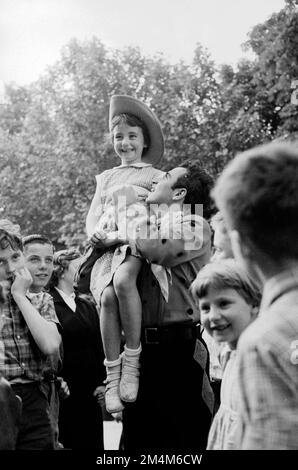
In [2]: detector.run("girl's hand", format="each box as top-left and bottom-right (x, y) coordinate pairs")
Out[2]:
(90, 229), (108, 246)
(11, 267), (33, 299)
(90, 230), (127, 247)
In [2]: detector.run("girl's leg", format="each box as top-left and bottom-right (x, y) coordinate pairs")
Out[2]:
(100, 285), (121, 361)
(113, 255), (143, 349)
(100, 285), (124, 413)
(113, 256), (143, 402)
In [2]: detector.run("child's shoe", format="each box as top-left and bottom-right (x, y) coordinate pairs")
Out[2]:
(119, 345), (141, 402)
(104, 357), (124, 414)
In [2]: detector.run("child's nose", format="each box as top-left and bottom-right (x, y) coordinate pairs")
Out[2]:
(7, 261), (16, 275)
(209, 306), (221, 321)
(121, 137), (129, 148)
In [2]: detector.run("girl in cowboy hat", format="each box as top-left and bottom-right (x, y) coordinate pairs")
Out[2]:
(86, 95), (165, 414)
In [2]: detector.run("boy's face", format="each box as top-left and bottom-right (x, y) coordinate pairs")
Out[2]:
(0, 244), (25, 282)
(199, 286), (257, 349)
(23, 242), (54, 292)
(113, 123), (146, 165)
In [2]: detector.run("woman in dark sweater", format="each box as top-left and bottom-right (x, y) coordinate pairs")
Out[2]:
(49, 249), (105, 450)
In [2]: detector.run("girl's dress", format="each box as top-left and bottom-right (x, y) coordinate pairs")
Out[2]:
(90, 163), (165, 306)
(207, 348), (240, 450)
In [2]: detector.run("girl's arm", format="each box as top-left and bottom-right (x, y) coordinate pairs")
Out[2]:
(86, 174), (105, 238)
(86, 189), (104, 238)
(11, 268), (61, 356)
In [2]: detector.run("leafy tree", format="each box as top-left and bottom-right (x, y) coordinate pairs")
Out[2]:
(1, 1), (297, 246)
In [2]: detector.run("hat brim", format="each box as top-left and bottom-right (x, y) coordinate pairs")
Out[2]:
(109, 95), (164, 165)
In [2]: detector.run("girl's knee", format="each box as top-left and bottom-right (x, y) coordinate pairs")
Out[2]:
(114, 258), (141, 296)
(113, 271), (136, 296)
(101, 286), (117, 309)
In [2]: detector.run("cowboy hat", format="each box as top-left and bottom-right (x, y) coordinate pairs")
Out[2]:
(109, 95), (164, 165)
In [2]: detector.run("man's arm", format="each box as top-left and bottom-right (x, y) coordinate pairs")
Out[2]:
(11, 268), (61, 356)
(134, 214), (211, 267)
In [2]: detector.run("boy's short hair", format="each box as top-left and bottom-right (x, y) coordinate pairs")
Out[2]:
(0, 219), (22, 251)
(22, 234), (54, 251)
(110, 113), (150, 150)
(212, 141), (298, 261)
(191, 259), (261, 306)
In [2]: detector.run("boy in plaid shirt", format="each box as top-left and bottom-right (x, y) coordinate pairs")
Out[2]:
(0, 219), (61, 449)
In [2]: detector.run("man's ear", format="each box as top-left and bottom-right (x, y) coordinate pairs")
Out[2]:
(173, 188), (187, 201)
(251, 305), (259, 319)
(229, 230), (250, 264)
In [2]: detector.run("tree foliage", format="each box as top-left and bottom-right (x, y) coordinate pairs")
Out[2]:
(0, 1), (297, 247)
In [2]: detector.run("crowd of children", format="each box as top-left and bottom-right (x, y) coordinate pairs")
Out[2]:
(1, 92), (298, 451)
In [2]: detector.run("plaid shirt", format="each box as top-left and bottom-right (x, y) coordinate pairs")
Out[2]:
(236, 267), (298, 449)
(0, 291), (60, 383)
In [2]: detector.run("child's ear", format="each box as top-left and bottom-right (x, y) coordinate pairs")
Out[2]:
(251, 305), (259, 319)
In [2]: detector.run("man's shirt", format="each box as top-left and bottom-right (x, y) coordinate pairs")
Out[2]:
(236, 267), (298, 449)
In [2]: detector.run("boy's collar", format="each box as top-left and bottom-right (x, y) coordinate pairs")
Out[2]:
(261, 266), (298, 311)
(26, 290), (44, 299)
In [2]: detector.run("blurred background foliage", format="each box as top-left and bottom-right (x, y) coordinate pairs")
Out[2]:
(0, 0), (298, 247)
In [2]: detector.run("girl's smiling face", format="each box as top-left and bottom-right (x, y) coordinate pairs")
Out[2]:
(199, 287), (258, 349)
(113, 123), (146, 165)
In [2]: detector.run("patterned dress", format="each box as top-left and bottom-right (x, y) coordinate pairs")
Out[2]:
(207, 349), (240, 450)
(90, 163), (163, 306)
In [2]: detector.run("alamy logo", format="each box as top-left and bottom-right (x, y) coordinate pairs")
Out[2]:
(109, 197), (204, 251)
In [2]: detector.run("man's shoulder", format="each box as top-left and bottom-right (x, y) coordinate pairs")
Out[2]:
(238, 317), (265, 351)
(238, 304), (298, 358)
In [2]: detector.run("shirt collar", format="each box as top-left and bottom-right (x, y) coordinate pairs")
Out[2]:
(26, 290), (44, 300)
(113, 163), (152, 169)
(55, 287), (76, 311)
(55, 287), (75, 300)
(261, 266), (298, 313)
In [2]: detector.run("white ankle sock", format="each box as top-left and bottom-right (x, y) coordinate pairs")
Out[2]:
(124, 344), (142, 356)
(104, 356), (121, 367)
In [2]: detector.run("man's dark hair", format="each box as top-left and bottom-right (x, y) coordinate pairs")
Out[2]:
(172, 160), (215, 219)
